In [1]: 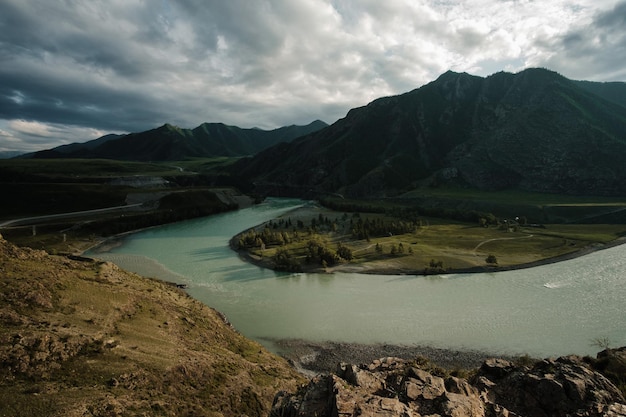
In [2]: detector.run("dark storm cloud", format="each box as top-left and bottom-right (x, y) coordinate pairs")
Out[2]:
(538, 1), (626, 80)
(0, 0), (623, 152)
(0, 1), (173, 134)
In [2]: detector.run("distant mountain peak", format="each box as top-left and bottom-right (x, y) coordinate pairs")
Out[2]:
(159, 123), (183, 132)
(25, 121), (328, 161)
(235, 68), (626, 198)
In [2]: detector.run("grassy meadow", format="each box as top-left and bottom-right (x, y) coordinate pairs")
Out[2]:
(234, 197), (626, 274)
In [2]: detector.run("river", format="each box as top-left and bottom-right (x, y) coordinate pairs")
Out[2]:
(86, 198), (626, 358)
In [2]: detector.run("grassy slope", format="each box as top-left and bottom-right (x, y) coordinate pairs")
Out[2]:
(0, 235), (304, 417)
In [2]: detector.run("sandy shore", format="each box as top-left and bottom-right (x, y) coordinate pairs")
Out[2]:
(273, 339), (515, 375)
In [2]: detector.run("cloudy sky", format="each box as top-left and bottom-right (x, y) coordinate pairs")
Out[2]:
(1, 0), (625, 152)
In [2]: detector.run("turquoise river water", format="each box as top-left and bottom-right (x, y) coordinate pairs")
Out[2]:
(87, 198), (626, 358)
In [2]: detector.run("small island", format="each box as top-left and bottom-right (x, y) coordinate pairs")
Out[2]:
(232, 197), (626, 275)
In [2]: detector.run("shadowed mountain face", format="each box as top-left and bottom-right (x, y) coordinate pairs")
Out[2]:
(27, 120), (328, 161)
(236, 68), (626, 197)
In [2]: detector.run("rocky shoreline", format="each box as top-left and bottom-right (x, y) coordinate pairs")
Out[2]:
(273, 339), (514, 376)
(271, 349), (626, 417)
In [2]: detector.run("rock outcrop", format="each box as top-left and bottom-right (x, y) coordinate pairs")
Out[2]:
(271, 355), (626, 417)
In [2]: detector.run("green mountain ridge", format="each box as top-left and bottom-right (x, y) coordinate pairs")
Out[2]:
(574, 79), (626, 108)
(234, 68), (626, 197)
(26, 120), (328, 161)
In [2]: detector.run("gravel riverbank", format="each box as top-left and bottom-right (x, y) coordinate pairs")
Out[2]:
(273, 339), (517, 375)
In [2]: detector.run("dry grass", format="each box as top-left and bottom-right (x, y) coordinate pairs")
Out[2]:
(0, 235), (304, 417)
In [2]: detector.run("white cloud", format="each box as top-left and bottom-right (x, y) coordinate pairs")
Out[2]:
(9, 120), (52, 138)
(1, 119), (124, 152)
(0, 0), (624, 152)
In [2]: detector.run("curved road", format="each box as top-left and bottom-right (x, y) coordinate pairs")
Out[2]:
(0, 204), (143, 228)
(472, 234), (534, 256)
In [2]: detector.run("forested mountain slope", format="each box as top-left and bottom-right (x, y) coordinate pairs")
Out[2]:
(235, 68), (626, 197)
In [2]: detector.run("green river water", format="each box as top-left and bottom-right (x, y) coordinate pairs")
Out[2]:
(87, 198), (626, 358)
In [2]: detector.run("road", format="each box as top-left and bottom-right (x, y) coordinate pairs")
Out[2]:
(0, 203), (143, 228)
(472, 234), (534, 256)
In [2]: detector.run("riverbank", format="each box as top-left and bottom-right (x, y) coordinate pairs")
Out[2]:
(80, 228), (518, 377)
(273, 339), (514, 376)
(71, 201), (626, 368)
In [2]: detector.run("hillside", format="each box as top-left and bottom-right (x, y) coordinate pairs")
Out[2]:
(235, 68), (626, 198)
(0, 234), (304, 416)
(26, 120), (327, 161)
(2, 230), (626, 417)
(574, 80), (626, 108)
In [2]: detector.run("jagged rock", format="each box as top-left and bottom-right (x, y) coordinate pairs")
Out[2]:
(271, 354), (626, 417)
(480, 358), (516, 378)
(605, 403), (626, 417)
(474, 355), (626, 417)
(336, 362), (385, 392)
(403, 367), (446, 400)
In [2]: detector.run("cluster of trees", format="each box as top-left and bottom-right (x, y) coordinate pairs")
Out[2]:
(270, 239), (354, 271)
(237, 212), (347, 252)
(306, 238), (339, 267)
(265, 214), (341, 234)
(423, 259), (446, 274)
(272, 248), (302, 272)
(308, 214), (338, 232)
(351, 217), (418, 240)
(320, 197), (503, 228)
(306, 238), (353, 267)
(374, 242), (413, 256)
(236, 226), (297, 249)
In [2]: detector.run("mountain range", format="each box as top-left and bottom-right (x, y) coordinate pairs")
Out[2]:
(235, 68), (626, 197)
(23, 68), (626, 197)
(25, 120), (328, 161)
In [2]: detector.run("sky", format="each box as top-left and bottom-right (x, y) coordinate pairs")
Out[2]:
(1, 0), (625, 152)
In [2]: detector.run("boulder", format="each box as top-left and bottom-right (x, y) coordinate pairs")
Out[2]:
(271, 353), (626, 417)
(473, 355), (626, 417)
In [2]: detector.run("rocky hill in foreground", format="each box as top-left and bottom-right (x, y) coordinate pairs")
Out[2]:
(2, 233), (626, 416)
(0, 234), (304, 416)
(273, 355), (626, 417)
